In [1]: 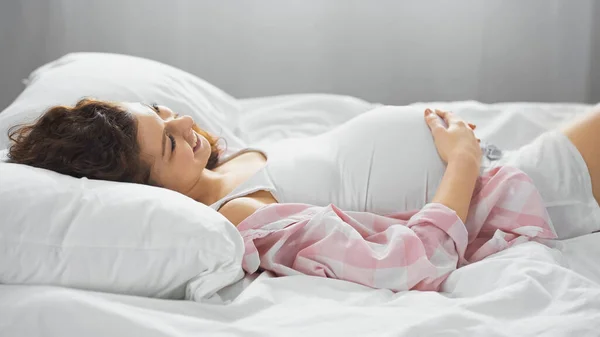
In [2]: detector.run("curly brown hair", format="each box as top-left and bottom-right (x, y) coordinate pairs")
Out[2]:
(7, 98), (222, 185)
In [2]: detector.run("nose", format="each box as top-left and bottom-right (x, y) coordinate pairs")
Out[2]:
(166, 115), (194, 133)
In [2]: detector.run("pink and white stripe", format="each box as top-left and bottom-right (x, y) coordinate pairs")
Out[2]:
(237, 166), (557, 292)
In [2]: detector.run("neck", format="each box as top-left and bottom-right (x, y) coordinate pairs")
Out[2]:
(185, 169), (234, 206)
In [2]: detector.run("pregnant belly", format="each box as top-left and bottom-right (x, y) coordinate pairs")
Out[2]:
(265, 106), (447, 214)
(329, 106), (447, 213)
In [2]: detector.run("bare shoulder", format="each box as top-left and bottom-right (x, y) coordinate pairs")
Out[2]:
(218, 197), (268, 226)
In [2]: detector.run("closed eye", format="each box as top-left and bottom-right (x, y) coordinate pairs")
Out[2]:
(151, 103), (160, 114)
(168, 134), (176, 152)
(147, 103), (177, 155)
(150, 103), (180, 120)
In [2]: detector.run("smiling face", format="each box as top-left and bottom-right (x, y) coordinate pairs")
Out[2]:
(124, 102), (213, 195)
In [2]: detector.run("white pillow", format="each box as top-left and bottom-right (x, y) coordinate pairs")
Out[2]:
(0, 160), (245, 302)
(237, 94), (377, 146)
(0, 52), (245, 150)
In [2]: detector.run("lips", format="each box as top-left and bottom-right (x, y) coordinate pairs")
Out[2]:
(192, 132), (201, 152)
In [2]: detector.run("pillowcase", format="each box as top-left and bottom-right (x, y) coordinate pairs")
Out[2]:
(0, 158), (245, 302)
(0, 52), (245, 150)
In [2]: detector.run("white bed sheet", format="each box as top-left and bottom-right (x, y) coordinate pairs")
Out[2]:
(2, 95), (600, 337)
(1, 234), (599, 336)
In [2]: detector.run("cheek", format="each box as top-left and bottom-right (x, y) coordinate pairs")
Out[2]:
(176, 150), (196, 168)
(166, 154), (196, 190)
(201, 136), (212, 155)
(202, 143), (212, 158)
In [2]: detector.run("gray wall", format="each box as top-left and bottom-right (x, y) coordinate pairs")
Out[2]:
(0, 0), (598, 111)
(590, 1), (600, 103)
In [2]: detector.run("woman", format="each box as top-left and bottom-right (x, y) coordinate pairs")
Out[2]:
(7, 98), (600, 241)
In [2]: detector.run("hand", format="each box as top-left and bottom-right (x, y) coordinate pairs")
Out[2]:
(424, 109), (482, 166)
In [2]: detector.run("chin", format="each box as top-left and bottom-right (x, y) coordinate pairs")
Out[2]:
(196, 148), (211, 168)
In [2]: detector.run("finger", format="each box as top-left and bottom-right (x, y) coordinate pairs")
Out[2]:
(424, 109), (445, 133)
(469, 123), (477, 130)
(436, 109), (469, 127)
(434, 109), (447, 118)
(435, 109), (454, 125)
(456, 120), (468, 128)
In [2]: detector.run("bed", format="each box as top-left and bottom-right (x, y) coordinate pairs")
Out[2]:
(1, 53), (599, 336)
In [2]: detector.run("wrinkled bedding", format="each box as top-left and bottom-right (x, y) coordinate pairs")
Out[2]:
(1, 96), (599, 337)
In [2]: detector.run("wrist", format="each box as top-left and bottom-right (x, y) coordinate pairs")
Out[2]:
(448, 151), (481, 170)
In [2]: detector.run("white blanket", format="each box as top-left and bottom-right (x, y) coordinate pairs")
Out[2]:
(1, 96), (599, 337)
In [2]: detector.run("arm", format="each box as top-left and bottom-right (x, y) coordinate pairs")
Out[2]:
(424, 109), (482, 223)
(432, 154), (480, 223)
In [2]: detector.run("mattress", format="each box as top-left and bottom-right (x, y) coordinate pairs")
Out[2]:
(1, 95), (599, 337)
